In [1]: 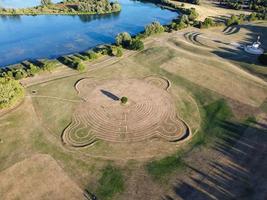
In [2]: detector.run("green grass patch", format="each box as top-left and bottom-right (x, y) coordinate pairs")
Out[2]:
(146, 153), (185, 181)
(96, 165), (124, 200)
(190, 99), (233, 147)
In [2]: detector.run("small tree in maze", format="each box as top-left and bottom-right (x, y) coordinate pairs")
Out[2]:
(120, 96), (128, 104)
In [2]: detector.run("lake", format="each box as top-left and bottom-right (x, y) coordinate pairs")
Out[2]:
(0, 0), (178, 67)
(0, 0), (62, 8)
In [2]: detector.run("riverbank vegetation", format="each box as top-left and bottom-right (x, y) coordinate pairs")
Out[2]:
(0, 0), (121, 15)
(0, 78), (24, 109)
(0, 60), (58, 80)
(116, 32), (145, 50)
(1, 0), (266, 80)
(220, 0), (267, 13)
(225, 12), (267, 26)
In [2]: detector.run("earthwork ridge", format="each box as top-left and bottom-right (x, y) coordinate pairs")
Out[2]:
(62, 76), (191, 147)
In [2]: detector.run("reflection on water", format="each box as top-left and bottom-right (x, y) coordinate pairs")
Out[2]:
(78, 12), (121, 23)
(0, 15), (21, 22)
(0, 12), (121, 24)
(0, 0), (178, 67)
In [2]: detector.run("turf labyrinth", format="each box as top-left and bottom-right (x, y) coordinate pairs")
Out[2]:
(62, 77), (190, 147)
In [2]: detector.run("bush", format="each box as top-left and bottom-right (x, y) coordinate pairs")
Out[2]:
(200, 17), (214, 28)
(188, 8), (198, 21)
(43, 60), (56, 72)
(170, 15), (189, 30)
(110, 46), (123, 57)
(14, 69), (27, 80)
(0, 78), (24, 109)
(41, 0), (52, 6)
(193, 0), (200, 5)
(27, 64), (40, 76)
(129, 39), (144, 50)
(226, 15), (241, 26)
(145, 21), (165, 36)
(76, 62), (85, 72)
(116, 47), (123, 57)
(84, 50), (99, 60)
(1, 70), (14, 79)
(258, 53), (267, 65)
(248, 13), (257, 21)
(116, 32), (132, 47)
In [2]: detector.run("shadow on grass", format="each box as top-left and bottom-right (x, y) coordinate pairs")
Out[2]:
(164, 116), (267, 200)
(100, 90), (120, 101)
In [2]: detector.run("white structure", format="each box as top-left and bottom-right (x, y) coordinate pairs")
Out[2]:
(244, 36), (264, 55)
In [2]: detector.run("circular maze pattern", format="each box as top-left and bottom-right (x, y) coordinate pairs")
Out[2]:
(62, 77), (190, 147)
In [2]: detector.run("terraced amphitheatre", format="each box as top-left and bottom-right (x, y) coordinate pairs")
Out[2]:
(62, 77), (190, 147)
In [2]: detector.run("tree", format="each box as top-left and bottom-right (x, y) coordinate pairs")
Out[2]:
(130, 39), (144, 51)
(43, 61), (56, 72)
(41, 0), (52, 6)
(201, 17), (214, 28)
(188, 8), (198, 21)
(226, 15), (241, 26)
(121, 96), (128, 104)
(76, 62), (85, 72)
(0, 78), (24, 109)
(108, 46), (123, 57)
(85, 51), (98, 60)
(145, 21), (165, 36)
(14, 69), (27, 80)
(116, 32), (132, 47)
(27, 64), (40, 76)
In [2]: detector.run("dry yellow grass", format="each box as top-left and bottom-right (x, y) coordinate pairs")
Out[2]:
(148, 28), (267, 107)
(0, 154), (84, 200)
(162, 56), (266, 107)
(170, 0), (250, 21)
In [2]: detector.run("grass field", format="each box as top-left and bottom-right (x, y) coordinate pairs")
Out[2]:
(0, 19), (267, 200)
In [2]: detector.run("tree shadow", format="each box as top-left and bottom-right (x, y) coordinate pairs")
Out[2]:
(166, 118), (267, 199)
(100, 90), (120, 101)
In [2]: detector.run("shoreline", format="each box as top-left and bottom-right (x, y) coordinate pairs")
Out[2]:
(0, 10), (179, 69)
(0, 0), (122, 16)
(0, 9), (122, 16)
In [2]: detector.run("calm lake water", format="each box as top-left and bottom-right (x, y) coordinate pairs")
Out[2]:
(0, 0), (178, 67)
(0, 0), (61, 8)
